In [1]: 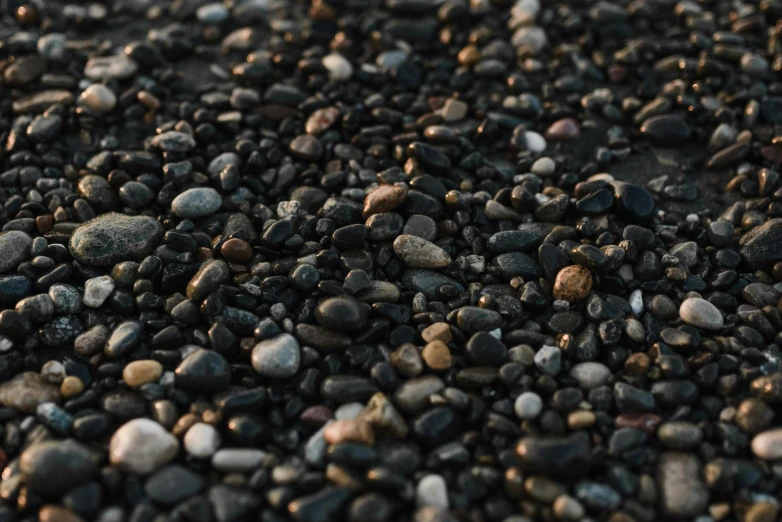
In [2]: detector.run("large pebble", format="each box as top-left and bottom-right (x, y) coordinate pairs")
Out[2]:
(109, 418), (179, 474)
(251, 333), (301, 378)
(0, 231), (32, 273)
(393, 234), (451, 268)
(679, 298), (723, 330)
(171, 188), (222, 218)
(69, 213), (164, 266)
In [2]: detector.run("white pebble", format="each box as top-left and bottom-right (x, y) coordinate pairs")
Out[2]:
(629, 289), (643, 316)
(78, 84), (117, 113)
(83, 275), (115, 308)
(212, 449), (266, 472)
(416, 474), (449, 508)
(524, 131), (546, 153)
(323, 53), (353, 81)
(514, 391), (543, 420)
(110, 418), (179, 474)
(183, 422), (221, 459)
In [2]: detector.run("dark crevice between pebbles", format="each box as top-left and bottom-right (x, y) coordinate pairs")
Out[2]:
(1, 0), (782, 522)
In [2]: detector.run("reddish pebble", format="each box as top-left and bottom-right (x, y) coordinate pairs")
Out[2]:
(221, 238), (253, 262)
(545, 118), (581, 141)
(301, 405), (334, 426)
(615, 413), (662, 435)
(363, 184), (408, 218)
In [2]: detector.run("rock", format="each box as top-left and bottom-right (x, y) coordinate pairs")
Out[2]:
(289, 487), (353, 522)
(69, 213), (164, 266)
(109, 418), (179, 474)
(657, 452), (709, 517)
(751, 429), (782, 460)
(640, 115), (691, 146)
(187, 260), (230, 301)
(534, 345), (561, 375)
(172, 188), (222, 218)
(416, 475), (448, 508)
(324, 418), (375, 445)
(306, 107), (341, 135)
(144, 465), (205, 505)
(184, 423), (221, 459)
(679, 298), (723, 330)
(20, 440), (97, 495)
(78, 84), (117, 112)
(740, 218), (782, 269)
(0, 231), (32, 273)
(569, 362), (611, 390)
(514, 392), (543, 419)
(393, 234), (451, 269)
(123, 360), (163, 388)
(611, 181), (654, 223)
(516, 433), (591, 477)
(84, 55), (138, 80)
(251, 333), (301, 378)
(360, 392), (409, 438)
(315, 296), (369, 332)
(175, 349), (231, 392)
(553, 265), (592, 302)
(323, 53), (353, 81)
(83, 275), (115, 308)
(363, 185), (408, 218)
(0, 372), (61, 413)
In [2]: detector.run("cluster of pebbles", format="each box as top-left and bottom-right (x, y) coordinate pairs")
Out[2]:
(2, 0), (782, 521)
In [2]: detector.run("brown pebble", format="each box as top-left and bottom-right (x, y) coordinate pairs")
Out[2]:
(458, 45), (480, 65)
(567, 411), (595, 430)
(544, 118), (581, 141)
(173, 412), (200, 437)
(39, 506), (85, 522)
(421, 322), (452, 344)
(300, 405), (334, 426)
(744, 503), (779, 522)
(624, 353), (651, 375)
(390, 343), (424, 377)
(35, 214), (53, 233)
(221, 238), (253, 262)
(60, 376), (84, 399)
(363, 184), (408, 218)
(615, 413), (661, 435)
(323, 419), (375, 446)
(553, 265), (593, 302)
(421, 340), (452, 371)
(122, 360), (163, 388)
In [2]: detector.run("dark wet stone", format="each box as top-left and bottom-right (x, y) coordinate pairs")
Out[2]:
(411, 407), (462, 447)
(456, 307), (503, 334)
(640, 115), (691, 146)
(175, 349), (231, 393)
(20, 440), (97, 495)
(145, 465), (205, 505)
(465, 332), (508, 366)
(492, 252), (540, 280)
(289, 487), (353, 522)
(516, 433), (591, 477)
(187, 260), (231, 301)
(315, 296), (370, 332)
(0, 275), (32, 306)
(740, 219), (782, 269)
(611, 182), (654, 223)
(401, 269), (464, 300)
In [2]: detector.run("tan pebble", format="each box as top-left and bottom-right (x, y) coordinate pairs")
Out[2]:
(390, 343), (424, 377)
(60, 376), (84, 398)
(39, 505), (85, 522)
(325, 463), (363, 490)
(744, 503), (779, 522)
(421, 341), (452, 371)
(359, 392), (408, 438)
(173, 412), (200, 438)
(567, 410), (595, 430)
(421, 322), (451, 344)
(458, 45), (480, 66)
(553, 265), (592, 302)
(323, 418), (375, 446)
(122, 360), (163, 388)
(363, 184), (408, 218)
(624, 353), (651, 376)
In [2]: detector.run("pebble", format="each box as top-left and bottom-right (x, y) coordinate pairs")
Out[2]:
(514, 392), (543, 419)
(0, 230), (32, 273)
(69, 213), (164, 266)
(172, 188), (223, 218)
(251, 333), (301, 378)
(751, 429), (782, 460)
(393, 234), (451, 268)
(109, 418), (179, 474)
(553, 265), (593, 302)
(78, 84), (117, 112)
(416, 475), (449, 508)
(0, 372), (61, 413)
(322, 53), (353, 81)
(184, 423), (221, 459)
(20, 440), (97, 495)
(679, 298), (724, 330)
(122, 360), (163, 388)
(83, 275), (115, 308)
(658, 452), (709, 517)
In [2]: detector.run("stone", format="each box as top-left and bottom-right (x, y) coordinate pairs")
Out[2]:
(144, 465), (205, 505)
(123, 360), (163, 388)
(175, 349), (231, 392)
(324, 419), (375, 446)
(514, 392), (543, 419)
(553, 265), (592, 302)
(184, 423), (221, 459)
(0, 372), (61, 413)
(20, 440), (97, 495)
(78, 84), (117, 112)
(82, 275), (115, 308)
(315, 296), (369, 332)
(171, 188), (222, 218)
(393, 234), (451, 268)
(569, 362), (611, 390)
(658, 452), (709, 517)
(416, 475), (448, 508)
(69, 213), (164, 266)
(516, 433), (591, 477)
(251, 333), (301, 378)
(322, 53), (353, 81)
(740, 219), (782, 269)
(187, 260), (230, 301)
(363, 185), (408, 218)
(421, 341), (452, 371)
(751, 429), (782, 460)
(0, 231), (32, 273)
(109, 418), (179, 474)
(679, 298), (723, 330)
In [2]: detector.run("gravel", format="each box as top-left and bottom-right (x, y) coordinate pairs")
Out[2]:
(1, 0), (782, 521)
